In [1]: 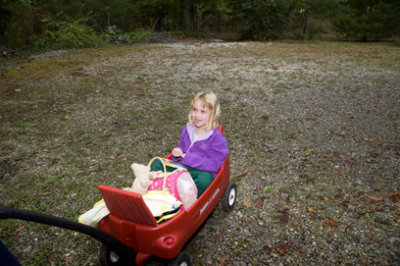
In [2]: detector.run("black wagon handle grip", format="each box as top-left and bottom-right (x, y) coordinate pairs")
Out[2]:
(0, 206), (136, 263)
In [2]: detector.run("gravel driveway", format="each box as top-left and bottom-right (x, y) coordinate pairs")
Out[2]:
(1, 41), (399, 265)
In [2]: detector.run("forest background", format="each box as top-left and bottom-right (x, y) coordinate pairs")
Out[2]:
(1, 0), (400, 50)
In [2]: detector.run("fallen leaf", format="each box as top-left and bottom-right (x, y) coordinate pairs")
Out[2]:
(364, 225), (374, 231)
(62, 115), (70, 120)
(364, 138), (384, 146)
(235, 173), (246, 179)
(263, 245), (274, 253)
(389, 192), (400, 203)
(337, 167), (347, 173)
(295, 248), (301, 258)
(367, 195), (383, 202)
(278, 212), (289, 224)
(287, 134), (296, 140)
(375, 218), (394, 226)
(249, 142), (259, 147)
(329, 197), (341, 203)
(335, 132), (346, 138)
(17, 225), (25, 231)
(277, 247), (288, 255)
(236, 246), (244, 252)
(323, 217), (340, 227)
(307, 206), (315, 213)
(241, 202), (252, 208)
(219, 257), (228, 265)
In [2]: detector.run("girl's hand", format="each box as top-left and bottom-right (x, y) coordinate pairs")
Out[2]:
(172, 147), (185, 158)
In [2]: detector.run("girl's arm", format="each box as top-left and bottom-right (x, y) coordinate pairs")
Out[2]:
(181, 132), (228, 173)
(171, 127), (187, 162)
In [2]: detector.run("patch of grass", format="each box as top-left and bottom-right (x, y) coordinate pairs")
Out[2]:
(5, 58), (85, 81)
(27, 245), (53, 265)
(263, 187), (272, 193)
(318, 164), (333, 172)
(273, 88), (287, 94)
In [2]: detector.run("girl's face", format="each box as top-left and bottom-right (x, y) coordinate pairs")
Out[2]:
(191, 99), (211, 132)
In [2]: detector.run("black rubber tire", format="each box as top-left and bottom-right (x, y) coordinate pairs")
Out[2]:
(99, 245), (131, 266)
(168, 252), (191, 266)
(222, 182), (237, 212)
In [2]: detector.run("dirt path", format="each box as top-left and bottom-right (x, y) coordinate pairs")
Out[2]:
(1, 42), (399, 265)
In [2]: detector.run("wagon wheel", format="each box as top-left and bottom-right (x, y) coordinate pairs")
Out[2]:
(99, 244), (130, 266)
(167, 252), (191, 266)
(222, 182), (237, 212)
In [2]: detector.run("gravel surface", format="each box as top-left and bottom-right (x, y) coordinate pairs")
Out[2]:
(1, 41), (400, 265)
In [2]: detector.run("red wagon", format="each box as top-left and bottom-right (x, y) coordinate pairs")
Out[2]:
(97, 126), (236, 265)
(0, 127), (236, 266)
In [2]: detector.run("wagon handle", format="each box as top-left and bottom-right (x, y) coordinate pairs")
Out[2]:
(0, 206), (137, 262)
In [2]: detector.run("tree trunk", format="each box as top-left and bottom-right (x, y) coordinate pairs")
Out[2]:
(302, 10), (308, 38)
(180, 0), (185, 30)
(180, 0), (195, 32)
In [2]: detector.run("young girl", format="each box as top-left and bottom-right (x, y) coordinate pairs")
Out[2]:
(151, 91), (229, 197)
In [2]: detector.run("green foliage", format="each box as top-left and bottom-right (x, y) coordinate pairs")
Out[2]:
(0, 1), (37, 47)
(196, 0), (232, 29)
(1, 0), (400, 49)
(33, 18), (103, 50)
(231, 0), (293, 40)
(288, 0), (338, 40)
(127, 28), (154, 43)
(332, 0), (400, 41)
(104, 25), (121, 43)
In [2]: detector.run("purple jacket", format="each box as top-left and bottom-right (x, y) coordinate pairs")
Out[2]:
(172, 123), (229, 176)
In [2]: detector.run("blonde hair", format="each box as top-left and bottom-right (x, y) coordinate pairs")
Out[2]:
(188, 91), (221, 130)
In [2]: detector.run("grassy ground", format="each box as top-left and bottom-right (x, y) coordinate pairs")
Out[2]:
(1, 41), (399, 265)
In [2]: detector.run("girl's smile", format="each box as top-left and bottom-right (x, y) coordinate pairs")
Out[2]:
(191, 99), (210, 134)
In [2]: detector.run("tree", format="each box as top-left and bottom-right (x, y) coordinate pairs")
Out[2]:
(332, 0), (400, 41)
(230, 0), (294, 40)
(0, 0), (40, 47)
(196, 0), (232, 32)
(291, 0), (338, 39)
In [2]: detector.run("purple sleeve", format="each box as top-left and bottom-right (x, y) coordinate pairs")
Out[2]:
(172, 127), (187, 162)
(181, 131), (228, 174)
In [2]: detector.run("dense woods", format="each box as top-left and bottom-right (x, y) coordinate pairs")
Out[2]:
(1, 0), (399, 49)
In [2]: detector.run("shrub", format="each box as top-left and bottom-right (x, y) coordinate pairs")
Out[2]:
(34, 19), (103, 50)
(232, 0), (293, 41)
(333, 2), (399, 41)
(127, 28), (154, 43)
